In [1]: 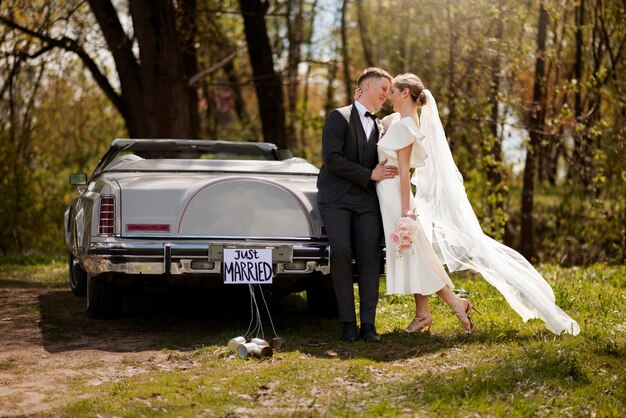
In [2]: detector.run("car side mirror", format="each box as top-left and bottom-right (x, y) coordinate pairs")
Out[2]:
(69, 173), (88, 186)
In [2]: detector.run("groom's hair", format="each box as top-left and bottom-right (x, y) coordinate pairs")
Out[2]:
(357, 67), (392, 87)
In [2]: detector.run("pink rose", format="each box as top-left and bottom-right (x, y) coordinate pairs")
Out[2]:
(398, 224), (411, 234)
(400, 233), (412, 248)
(391, 216), (420, 258)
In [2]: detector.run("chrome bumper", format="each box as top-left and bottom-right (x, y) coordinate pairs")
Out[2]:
(80, 240), (330, 277)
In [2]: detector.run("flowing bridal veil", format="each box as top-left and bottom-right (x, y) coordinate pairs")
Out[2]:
(412, 90), (580, 336)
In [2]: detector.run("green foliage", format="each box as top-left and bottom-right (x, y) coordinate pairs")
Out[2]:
(537, 188), (625, 265)
(0, 0), (624, 265)
(500, 182), (625, 265)
(0, 54), (125, 255)
(464, 154), (512, 241)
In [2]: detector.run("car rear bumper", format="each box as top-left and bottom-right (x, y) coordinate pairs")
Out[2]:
(79, 239), (330, 278)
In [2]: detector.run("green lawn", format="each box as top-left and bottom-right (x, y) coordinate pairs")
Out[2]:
(1, 259), (624, 417)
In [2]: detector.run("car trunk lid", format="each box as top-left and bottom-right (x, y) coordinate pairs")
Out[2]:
(112, 172), (317, 238)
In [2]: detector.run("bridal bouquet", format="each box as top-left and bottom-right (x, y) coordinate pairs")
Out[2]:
(389, 216), (420, 259)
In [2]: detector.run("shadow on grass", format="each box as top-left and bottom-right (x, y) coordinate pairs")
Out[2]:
(294, 328), (545, 363)
(37, 286), (318, 353)
(36, 286), (542, 363)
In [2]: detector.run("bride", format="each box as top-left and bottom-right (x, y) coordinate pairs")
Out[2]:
(375, 73), (579, 336)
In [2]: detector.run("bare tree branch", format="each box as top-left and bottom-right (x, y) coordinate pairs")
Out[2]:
(0, 15), (124, 117)
(188, 52), (238, 86)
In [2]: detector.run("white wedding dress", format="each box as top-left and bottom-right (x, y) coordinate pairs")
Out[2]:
(376, 116), (454, 295)
(377, 90), (579, 336)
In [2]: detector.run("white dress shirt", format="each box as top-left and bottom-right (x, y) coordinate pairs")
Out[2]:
(354, 100), (376, 139)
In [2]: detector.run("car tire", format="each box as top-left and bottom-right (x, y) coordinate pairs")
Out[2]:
(86, 273), (123, 319)
(68, 252), (87, 296)
(306, 284), (338, 318)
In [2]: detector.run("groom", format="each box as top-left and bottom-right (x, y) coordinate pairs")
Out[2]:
(317, 67), (396, 342)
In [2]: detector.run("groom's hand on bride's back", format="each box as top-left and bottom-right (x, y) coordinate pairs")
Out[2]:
(371, 159), (399, 181)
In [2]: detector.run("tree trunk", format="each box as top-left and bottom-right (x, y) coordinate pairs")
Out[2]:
(88, 0), (199, 138)
(290, 0), (318, 157)
(520, 3), (549, 260)
(340, 0), (352, 103)
(299, 60), (313, 159)
(355, 0), (374, 67)
(178, 0), (200, 137)
(239, 0), (288, 149)
(128, 0), (197, 138)
(444, 0), (459, 147)
(574, 0), (584, 120)
(487, 2), (504, 188)
(571, 0), (590, 187)
(223, 61), (257, 139)
(540, 10), (569, 186)
(86, 0), (147, 137)
(484, 1), (506, 237)
(285, 0), (306, 151)
(325, 60), (339, 116)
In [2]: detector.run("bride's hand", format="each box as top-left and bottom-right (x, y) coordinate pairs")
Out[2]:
(354, 87), (362, 101)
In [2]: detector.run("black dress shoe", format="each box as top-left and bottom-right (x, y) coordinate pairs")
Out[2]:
(341, 322), (359, 342)
(360, 323), (381, 342)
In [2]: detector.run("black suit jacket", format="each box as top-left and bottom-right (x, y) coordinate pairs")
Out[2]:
(317, 104), (382, 203)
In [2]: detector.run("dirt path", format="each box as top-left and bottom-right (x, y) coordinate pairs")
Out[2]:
(0, 286), (227, 417)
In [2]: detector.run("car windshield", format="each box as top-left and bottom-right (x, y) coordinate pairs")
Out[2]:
(91, 140), (314, 176)
(114, 141), (277, 161)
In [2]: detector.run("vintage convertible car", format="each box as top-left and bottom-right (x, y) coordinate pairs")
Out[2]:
(65, 139), (335, 318)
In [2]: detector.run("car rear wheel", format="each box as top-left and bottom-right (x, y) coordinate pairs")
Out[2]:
(86, 273), (123, 319)
(68, 252), (87, 296)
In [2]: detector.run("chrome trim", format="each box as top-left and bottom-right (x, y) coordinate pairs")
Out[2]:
(88, 240), (328, 252)
(120, 234), (325, 241)
(164, 243), (171, 274)
(81, 239), (330, 277)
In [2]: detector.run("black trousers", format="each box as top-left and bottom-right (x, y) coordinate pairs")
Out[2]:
(318, 191), (382, 325)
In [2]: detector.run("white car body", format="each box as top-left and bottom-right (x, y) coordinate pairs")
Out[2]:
(65, 139), (334, 318)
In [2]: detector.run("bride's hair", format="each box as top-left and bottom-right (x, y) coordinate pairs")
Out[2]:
(393, 73), (427, 107)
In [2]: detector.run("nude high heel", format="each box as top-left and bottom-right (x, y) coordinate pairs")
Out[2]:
(402, 315), (434, 334)
(453, 298), (480, 335)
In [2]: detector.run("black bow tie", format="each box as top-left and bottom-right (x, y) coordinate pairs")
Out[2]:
(364, 111), (378, 120)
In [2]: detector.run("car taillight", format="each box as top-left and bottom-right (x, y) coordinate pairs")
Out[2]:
(126, 224), (171, 232)
(98, 195), (115, 236)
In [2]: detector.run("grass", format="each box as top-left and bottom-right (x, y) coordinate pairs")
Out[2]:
(1, 259), (625, 417)
(0, 256), (66, 288)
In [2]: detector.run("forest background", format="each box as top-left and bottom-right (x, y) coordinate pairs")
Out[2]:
(0, 0), (624, 266)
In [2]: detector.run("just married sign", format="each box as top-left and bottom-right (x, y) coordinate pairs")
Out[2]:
(223, 248), (273, 284)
